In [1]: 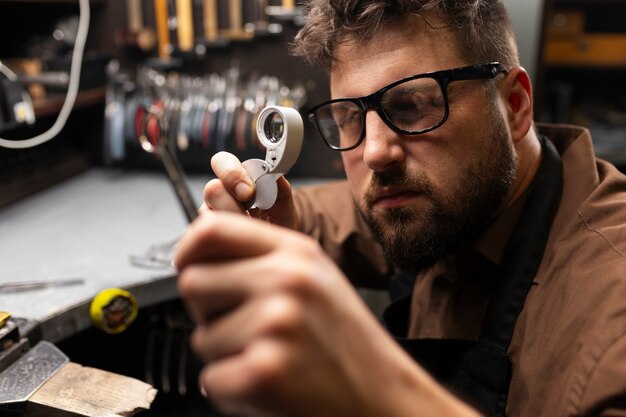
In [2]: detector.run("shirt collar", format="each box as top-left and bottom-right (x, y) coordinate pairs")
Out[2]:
(474, 189), (529, 265)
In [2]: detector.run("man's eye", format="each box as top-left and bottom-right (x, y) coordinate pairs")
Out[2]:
(386, 96), (425, 117)
(389, 98), (418, 111)
(333, 109), (361, 128)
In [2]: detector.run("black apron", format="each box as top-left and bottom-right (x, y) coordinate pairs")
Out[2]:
(383, 138), (563, 417)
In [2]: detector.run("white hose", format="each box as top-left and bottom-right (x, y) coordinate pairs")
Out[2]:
(0, 0), (89, 149)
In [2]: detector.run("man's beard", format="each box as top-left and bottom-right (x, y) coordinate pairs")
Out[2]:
(358, 117), (517, 274)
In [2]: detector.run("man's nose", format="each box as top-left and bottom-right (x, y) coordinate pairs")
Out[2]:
(362, 111), (406, 172)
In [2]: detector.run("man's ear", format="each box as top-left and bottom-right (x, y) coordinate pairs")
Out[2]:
(500, 67), (533, 144)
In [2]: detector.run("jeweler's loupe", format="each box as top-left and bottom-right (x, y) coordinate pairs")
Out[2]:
(242, 106), (303, 210)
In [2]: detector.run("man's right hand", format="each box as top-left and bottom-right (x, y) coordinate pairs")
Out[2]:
(203, 151), (300, 230)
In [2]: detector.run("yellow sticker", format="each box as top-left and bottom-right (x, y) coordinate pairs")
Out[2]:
(90, 288), (138, 334)
(0, 311), (11, 329)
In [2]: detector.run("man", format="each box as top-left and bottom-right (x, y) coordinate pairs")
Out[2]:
(174, 1), (626, 416)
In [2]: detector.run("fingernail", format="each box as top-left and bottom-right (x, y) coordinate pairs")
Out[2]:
(200, 384), (208, 398)
(235, 182), (252, 201)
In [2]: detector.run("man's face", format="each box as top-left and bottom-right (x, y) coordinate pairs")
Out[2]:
(330, 18), (517, 272)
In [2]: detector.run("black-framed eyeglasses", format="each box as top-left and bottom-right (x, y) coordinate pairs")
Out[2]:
(307, 62), (507, 151)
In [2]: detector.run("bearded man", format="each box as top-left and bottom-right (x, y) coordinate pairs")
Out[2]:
(175, 1), (626, 416)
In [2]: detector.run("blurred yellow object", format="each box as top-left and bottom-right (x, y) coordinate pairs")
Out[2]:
(90, 288), (138, 334)
(0, 311), (11, 329)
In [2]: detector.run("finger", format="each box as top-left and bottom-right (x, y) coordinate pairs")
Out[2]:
(178, 262), (248, 323)
(190, 294), (300, 362)
(204, 179), (248, 214)
(269, 176), (299, 228)
(178, 242), (303, 321)
(198, 202), (210, 213)
(200, 338), (288, 412)
(274, 176), (294, 207)
(210, 151), (255, 203)
(175, 211), (289, 269)
(247, 176), (298, 227)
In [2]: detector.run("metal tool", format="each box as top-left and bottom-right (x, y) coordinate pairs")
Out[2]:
(0, 62), (35, 133)
(18, 72), (70, 88)
(0, 279), (84, 294)
(0, 341), (68, 405)
(104, 60), (128, 163)
(265, 0), (306, 24)
(130, 238), (179, 269)
(166, 0), (180, 52)
(138, 102), (198, 223)
(0, 317), (30, 375)
(215, 67), (240, 152)
(246, 0), (283, 37)
(158, 129), (198, 222)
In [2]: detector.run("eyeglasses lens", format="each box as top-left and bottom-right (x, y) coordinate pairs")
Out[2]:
(315, 101), (363, 149)
(381, 77), (445, 132)
(315, 77), (446, 150)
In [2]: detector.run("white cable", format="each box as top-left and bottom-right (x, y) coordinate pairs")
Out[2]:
(0, 0), (90, 149)
(0, 61), (19, 82)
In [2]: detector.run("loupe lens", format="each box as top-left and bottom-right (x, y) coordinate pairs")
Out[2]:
(263, 112), (284, 143)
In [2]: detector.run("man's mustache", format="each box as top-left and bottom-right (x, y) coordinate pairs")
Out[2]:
(365, 167), (435, 207)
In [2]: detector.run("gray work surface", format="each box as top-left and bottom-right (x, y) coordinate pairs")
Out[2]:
(0, 168), (328, 342)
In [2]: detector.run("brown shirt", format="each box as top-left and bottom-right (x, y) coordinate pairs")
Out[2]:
(293, 123), (626, 417)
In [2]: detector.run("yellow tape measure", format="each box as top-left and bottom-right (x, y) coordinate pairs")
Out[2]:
(90, 288), (138, 334)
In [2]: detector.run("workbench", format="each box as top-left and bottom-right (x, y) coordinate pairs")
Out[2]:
(0, 168), (324, 343)
(0, 169), (393, 417)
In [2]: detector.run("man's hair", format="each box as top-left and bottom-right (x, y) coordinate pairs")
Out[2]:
(291, 0), (520, 71)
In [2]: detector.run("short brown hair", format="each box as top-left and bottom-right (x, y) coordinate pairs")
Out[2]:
(291, 0), (520, 71)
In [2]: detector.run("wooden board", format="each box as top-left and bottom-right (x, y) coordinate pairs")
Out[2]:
(26, 362), (157, 417)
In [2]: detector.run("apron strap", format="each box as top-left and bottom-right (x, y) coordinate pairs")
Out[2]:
(478, 137), (563, 350)
(450, 137), (563, 416)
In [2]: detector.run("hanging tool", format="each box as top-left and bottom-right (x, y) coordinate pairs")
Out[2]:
(116, 0), (156, 51)
(220, 0), (253, 41)
(138, 101), (199, 223)
(176, 0), (194, 52)
(192, 0), (204, 47)
(200, 0), (228, 47)
(215, 67), (239, 152)
(265, 0), (305, 24)
(203, 0), (218, 42)
(154, 0), (172, 59)
(0, 61), (35, 133)
(104, 60), (128, 163)
(246, 0), (283, 37)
